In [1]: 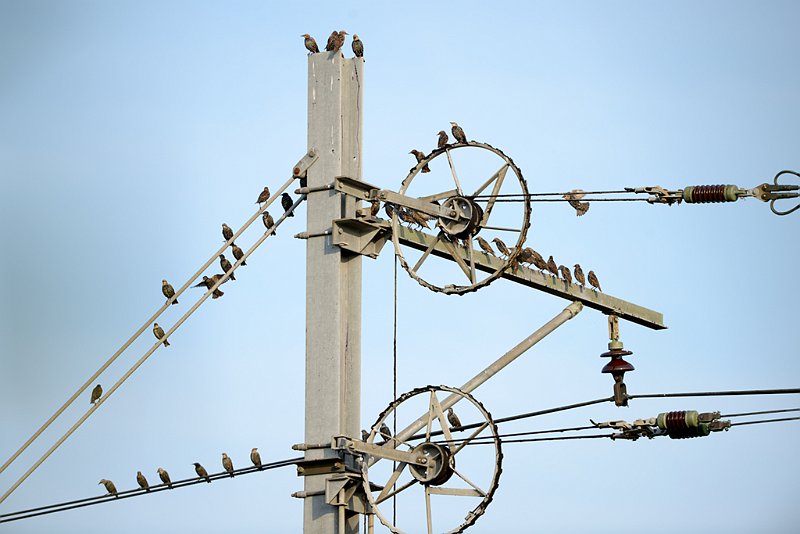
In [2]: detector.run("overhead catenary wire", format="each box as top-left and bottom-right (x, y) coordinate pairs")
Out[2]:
(0, 189), (306, 506)
(0, 457), (302, 524)
(0, 176), (297, 480)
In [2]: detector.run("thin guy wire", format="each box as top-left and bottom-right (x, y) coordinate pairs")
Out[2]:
(628, 388), (800, 400)
(0, 193), (305, 505)
(0, 175), (296, 477)
(729, 416), (800, 427)
(722, 408), (800, 418)
(0, 457), (302, 524)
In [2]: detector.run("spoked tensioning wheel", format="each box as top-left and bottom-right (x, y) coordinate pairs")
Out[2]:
(390, 141), (531, 295)
(362, 385), (502, 533)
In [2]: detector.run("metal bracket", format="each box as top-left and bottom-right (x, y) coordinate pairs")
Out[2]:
(332, 218), (389, 259)
(293, 149), (319, 179)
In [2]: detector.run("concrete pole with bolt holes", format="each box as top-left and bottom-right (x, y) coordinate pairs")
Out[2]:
(303, 50), (364, 534)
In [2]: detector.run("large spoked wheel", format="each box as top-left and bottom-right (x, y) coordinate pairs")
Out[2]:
(390, 141), (531, 295)
(362, 385), (503, 533)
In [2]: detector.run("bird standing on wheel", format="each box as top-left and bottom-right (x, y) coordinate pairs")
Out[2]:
(409, 149), (431, 173)
(437, 130), (449, 148)
(450, 122), (467, 144)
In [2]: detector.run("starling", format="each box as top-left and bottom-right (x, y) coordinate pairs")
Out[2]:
(162, 279), (178, 305)
(334, 30), (347, 51)
(546, 256), (559, 278)
(302, 33), (319, 54)
(447, 408), (462, 429)
(222, 223), (234, 242)
(219, 254), (235, 281)
(325, 31), (338, 51)
(573, 263), (586, 286)
(99, 478), (118, 497)
(437, 130), (449, 149)
(476, 236), (495, 256)
(517, 247), (533, 264)
(157, 467), (172, 488)
(588, 270), (602, 292)
(251, 447), (262, 469)
(136, 471), (150, 491)
(379, 422), (392, 438)
(559, 265), (572, 285)
(352, 34), (363, 58)
(530, 250), (548, 271)
(450, 122), (467, 144)
(222, 453), (234, 477)
(491, 237), (510, 257)
(193, 462), (210, 482)
(90, 384), (102, 405)
(361, 429), (370, 441)
(194, 276), (226, 299)
(262, 211), (276, 235)
(281, 193), (294, 217)
(153, 323), (169, 347)
(410, 210), (431, 229)
(231, 243), (247, 266)
(369, 200), (380, 217)
(409, 150), (431, 173)
(563, 189), (590, 216)
(383, 203), (395, 219)
(256, 186), (271, 205)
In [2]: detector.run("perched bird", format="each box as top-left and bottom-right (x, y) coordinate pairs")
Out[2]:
(281, 193), (294, 216)
(251, 447), (262, 469)
(193, 462), (210, 482)
(325, 31), (338, 51)
(361, 429), (370, 441)
(90, 384), (102, 405)
(262, 211), (276, 234)
(369, 200), (380, 217)
(99, 479), (118, 497)
(437, 130), (449, 149)
(530, 250), (548, 272)
(256, 186), (271, 205)
(517, 247), (533, 264)
(409, 149), (431, 173)
(383, 203), (395, 219)
(301, 34), (319, 54)
(563, 189), (590, 216)
(559, 265), (572, 285)
(447, 408), (462, 430)
(222, 223), (234, 242)
(491, 237), (510, 257)
(573, 263), (586, 286)
(351, 34), (363, 58)
(450, 122), (467, 144)
(136, 471), (150, 492)
(219, 254), (235, 281)
(334, 30), (347, 51)
(409, 210), (431, 229)
(157, 467), (172, 488)
(379, 422), (392, 438)
(546, 256), (559, 278)
(476, 236), (495, 256)
(193, 276), (225, 299)
(153, 323), (169, 347)
(588, 270), (602, 292)
(231, 243), (247, 266)
(222, 453), (234, 477)
(161, 279), (178, 305)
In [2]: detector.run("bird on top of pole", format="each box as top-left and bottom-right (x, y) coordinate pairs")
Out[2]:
(352, 34), (363, 58)
(450, 122), (467, 144)
(301, 34), (319, 54)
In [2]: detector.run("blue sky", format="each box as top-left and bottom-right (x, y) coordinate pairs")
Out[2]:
(1, 1), (798, 532)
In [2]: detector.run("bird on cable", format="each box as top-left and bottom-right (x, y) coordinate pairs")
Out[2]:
(99, 479), (118, 497)
(588, 270), (602, 292)
(546, 256), (559, 278)
(251, 448), (262, 469)
(222, 223), (234, 242)
(193, 276), (225, 299)
(161, 279), (178, 305)
(361, 429), (370, 441)
(157, 467), (172, 488)
(369, 200), (380, 217)
(437, 130), (449, 149)
(379, 422), (392, 438)
(136, 471), (150, 492)
(256, 186), (271, 205)
(491, 237), (510, 257)
(450, 122), (467, 144)
(573, 263), (586, 286)
(262, 211), (276, 234)
(153, 323), (169, 347)
(90, 384), (102, 405)
(563, 189), (590, 217)
(352, 34), (363, 58)
(302, 34), (319, 54)
(409, 150), (431, 173)
(476, 236), (495, 256)
(447, 408), (462, 430)
(231, 243), (247, 266)
(281, 193), (294, 216)
(530, 250), (548, 272)
(193, 462), (210, 482)
(219, 254), (235, 281)
(222, 453), (234, 477)
(559, 265), (572, 285)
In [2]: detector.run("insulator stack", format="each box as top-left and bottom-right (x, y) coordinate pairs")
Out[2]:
(656, 410), (711, 439)
(682, 184), (739, 204)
